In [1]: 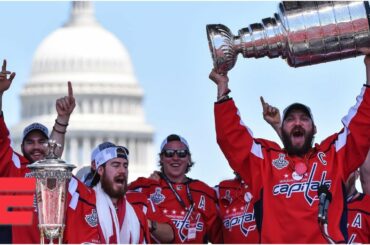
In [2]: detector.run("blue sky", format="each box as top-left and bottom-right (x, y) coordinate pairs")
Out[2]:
(1, 1), (366, 187)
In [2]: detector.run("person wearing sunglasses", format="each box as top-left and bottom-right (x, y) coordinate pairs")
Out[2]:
(129, 134), (223, 243)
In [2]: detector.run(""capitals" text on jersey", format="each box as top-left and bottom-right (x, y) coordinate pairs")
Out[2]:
(272, 163), (332, 205)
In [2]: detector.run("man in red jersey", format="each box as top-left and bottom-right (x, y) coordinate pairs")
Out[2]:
(215, 173), (260, 243)
(209, 55), (370, 243)
(262, 96), (370, 244)
(88, 145), (150, 243)
(129, 134), (223, 243)
(76, 141), (175, 244)
(0, 59), (100, 244)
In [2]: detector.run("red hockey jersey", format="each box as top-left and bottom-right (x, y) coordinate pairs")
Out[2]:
(347, 193), (370, 243)
(215, 86), (370, 243)
(129, 176), (223, 243)
(215, 178), (259, 243)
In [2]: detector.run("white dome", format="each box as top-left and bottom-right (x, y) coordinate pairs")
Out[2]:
(11, 2), (155, 177)
(29, 1), (137, 86)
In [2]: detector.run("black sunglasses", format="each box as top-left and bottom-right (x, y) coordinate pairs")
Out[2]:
(161, 149), (189, 158)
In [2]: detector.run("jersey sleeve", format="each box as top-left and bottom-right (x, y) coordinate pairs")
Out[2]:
(0, 115), (26, 177)
(214, 99), (263, 194)
(340, 86), (370, 179)
(64, 177), (100, 244)
(128, 177), (159, 195)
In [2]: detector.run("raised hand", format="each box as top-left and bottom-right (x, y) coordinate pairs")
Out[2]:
(148, 171), (161, 181)
(209, 69), (230, 100)
(0, 59), (16, 94)
(260, 96), (282, 139)
(260, 96), (281, 126)
(56, 81), (76, 118)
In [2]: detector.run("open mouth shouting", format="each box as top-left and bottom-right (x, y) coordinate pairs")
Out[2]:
(291, 127), (306, 147)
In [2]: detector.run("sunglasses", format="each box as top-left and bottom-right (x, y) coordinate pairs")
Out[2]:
(161, 149), (189, 158)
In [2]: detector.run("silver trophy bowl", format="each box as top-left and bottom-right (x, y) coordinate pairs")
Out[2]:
(207, 1), (370, 73)
(28, 140), (75, 244)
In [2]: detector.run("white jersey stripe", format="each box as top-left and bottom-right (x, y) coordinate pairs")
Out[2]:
(337, 87), (366, 151)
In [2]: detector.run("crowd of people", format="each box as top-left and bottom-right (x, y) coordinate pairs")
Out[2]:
(0, 54), (369, 244)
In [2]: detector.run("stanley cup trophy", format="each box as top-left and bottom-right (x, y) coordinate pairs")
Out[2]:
(28, 140), (76, 244)
(206, 1), (370, 73)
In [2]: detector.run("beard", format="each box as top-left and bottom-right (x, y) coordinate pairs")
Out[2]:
(22, 148), (46, 163)
(100, 172), (127, 199)
(281, 126), (314, 156)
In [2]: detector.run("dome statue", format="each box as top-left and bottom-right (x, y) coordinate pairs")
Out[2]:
(11, 1), (155, 182)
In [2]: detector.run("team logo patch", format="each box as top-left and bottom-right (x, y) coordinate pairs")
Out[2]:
(272, 154), (289, 170)
(85, 209), (98, 227)
(221, 190), (233, 205)
(150, 187), (165, 205)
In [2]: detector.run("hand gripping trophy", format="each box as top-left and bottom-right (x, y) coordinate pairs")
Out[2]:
(28, 140), (75, 244)
(206, 1), (370, 73)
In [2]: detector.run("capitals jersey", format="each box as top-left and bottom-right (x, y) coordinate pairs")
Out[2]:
(0, 115), (100, 244)
(347, 192), (370, 243)
(214, 86), (370, 243)
(215, 178), (260, 243)
(129, 176), (223, 243)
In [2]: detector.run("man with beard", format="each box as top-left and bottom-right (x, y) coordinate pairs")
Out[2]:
(90, 145), (150, 243)
(0, 59), (100, 244)
(262, 97), (370, 244)
(209, 55), (370, 243)
(76, 141), (175, 243)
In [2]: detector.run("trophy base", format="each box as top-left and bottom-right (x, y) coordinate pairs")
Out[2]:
(39, 224), (64, 244)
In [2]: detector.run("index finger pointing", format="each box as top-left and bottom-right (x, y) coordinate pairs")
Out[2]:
(68, 81), (73, 97)
(2, 60), (6, 72)
(260, 96), (266, 106)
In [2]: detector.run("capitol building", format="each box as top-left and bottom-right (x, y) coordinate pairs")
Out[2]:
(10, 1), (155, 181)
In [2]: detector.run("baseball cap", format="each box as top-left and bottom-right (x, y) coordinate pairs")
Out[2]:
(90, 141), (116, 163)
(95, 146), (129, 169)
(282, 103), (314, 123)
(160, 134), (189, 151)
(22, 123), (49, 142)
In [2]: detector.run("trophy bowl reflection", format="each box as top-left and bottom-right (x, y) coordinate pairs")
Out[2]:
(206, 1), (370, 74)
(28, 140), (75, 244)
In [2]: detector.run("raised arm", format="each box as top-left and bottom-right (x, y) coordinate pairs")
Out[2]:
(209, 69), (230, 102)
(342, 55), (370, 178)
(0, 59), (25, 177)
(50, 81), (76, 157)
(358, 57), (370, 194)
(260, 96), (282, 139)
(209, 69), (263, 194)
(0, 59), (16, 114)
